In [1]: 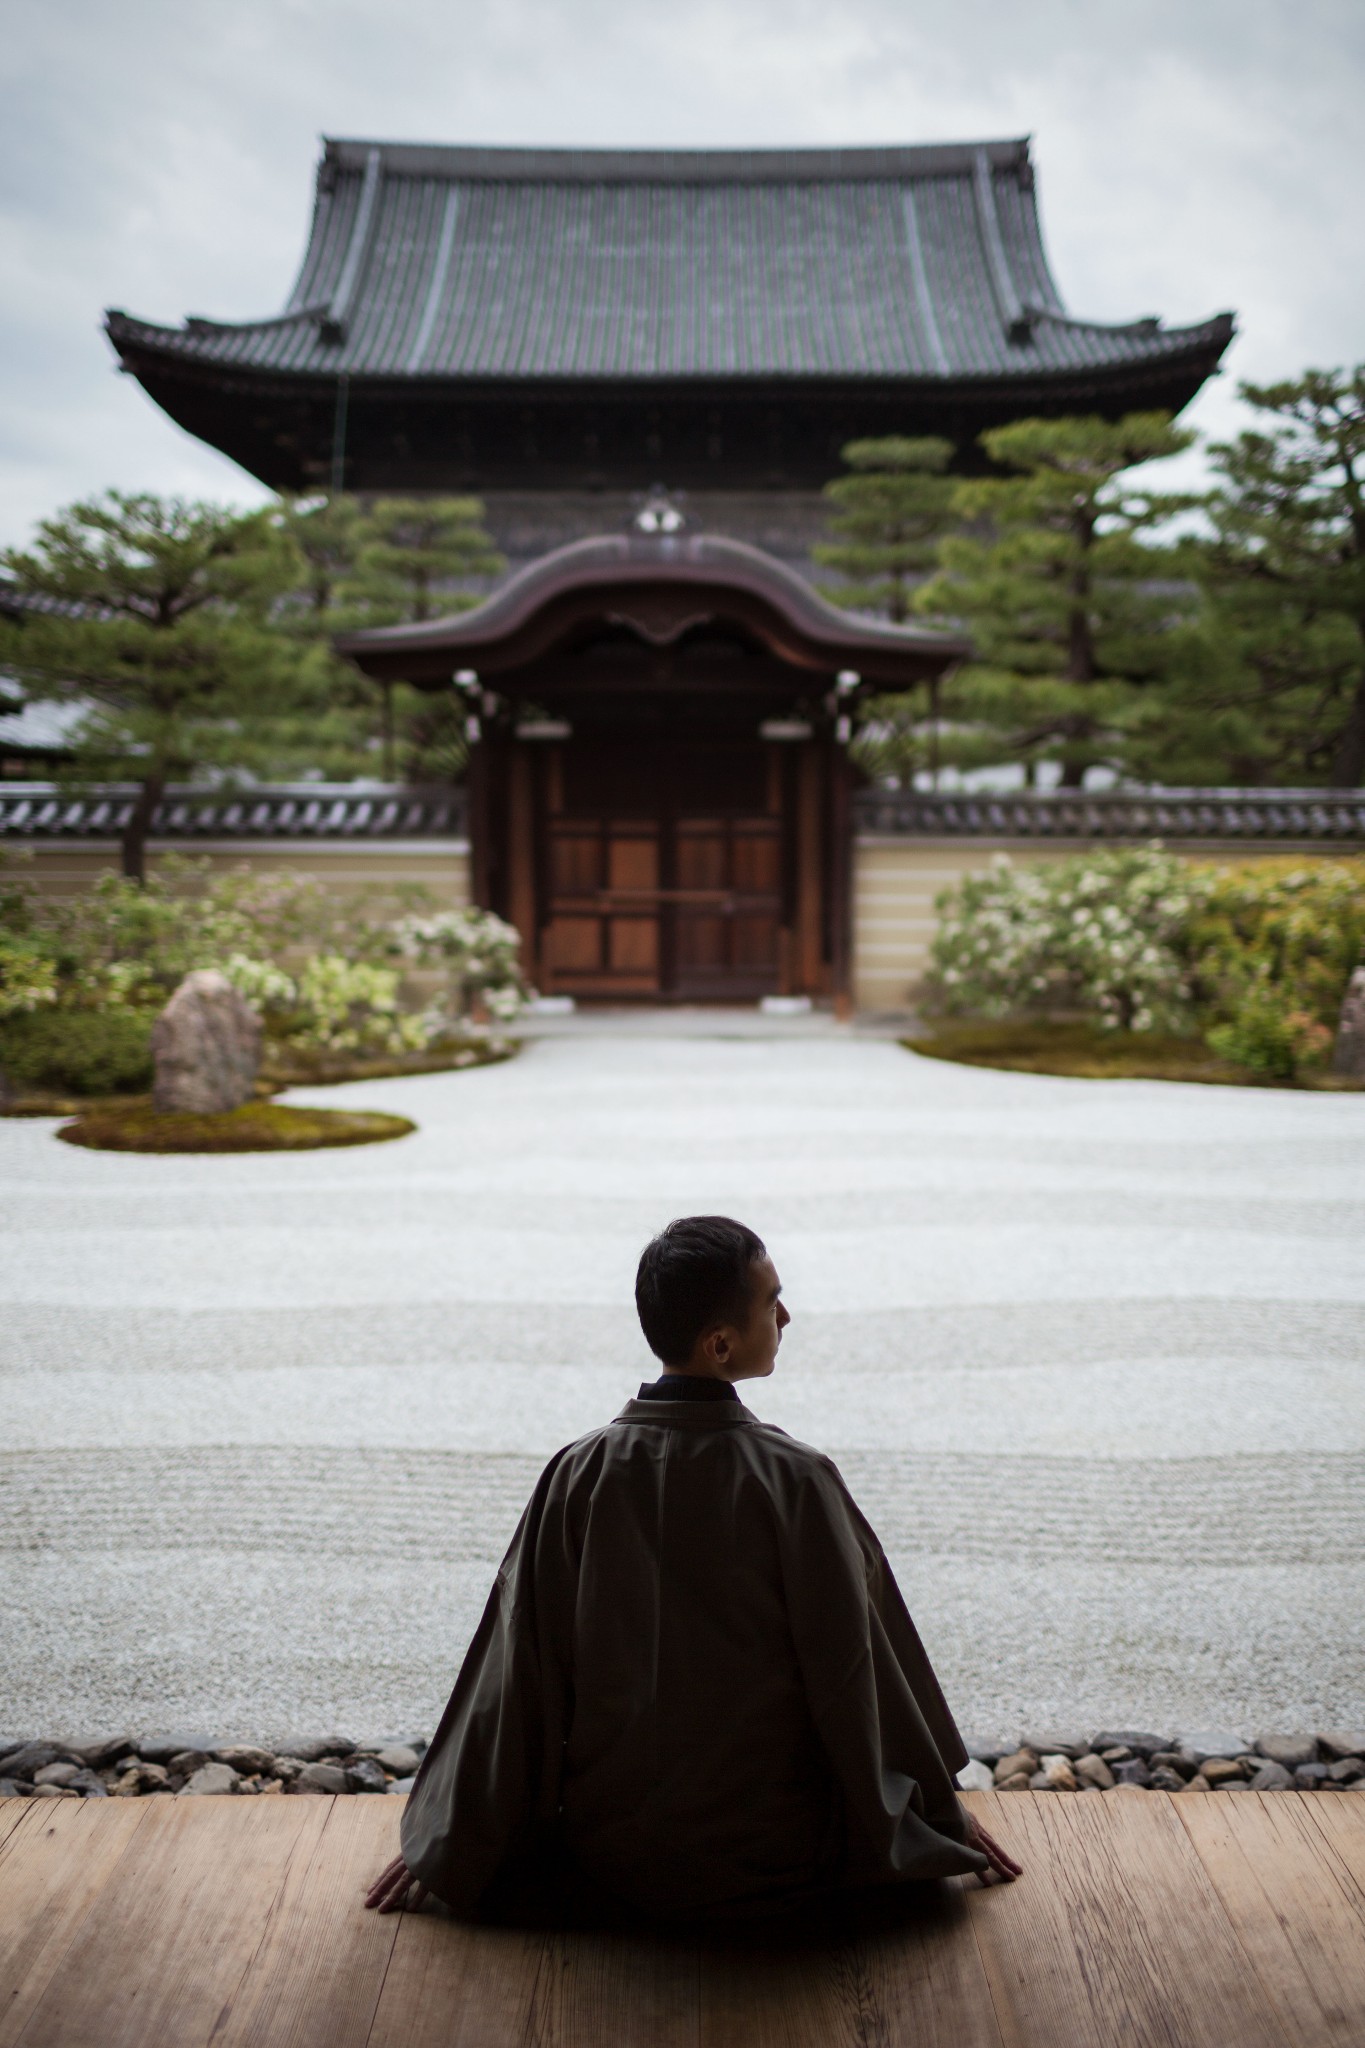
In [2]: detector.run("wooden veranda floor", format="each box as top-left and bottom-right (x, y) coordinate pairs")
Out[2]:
(2, 1790), (1363, 2047)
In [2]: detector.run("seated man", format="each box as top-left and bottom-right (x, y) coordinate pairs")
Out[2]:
(367, 1215), (1019, 1922)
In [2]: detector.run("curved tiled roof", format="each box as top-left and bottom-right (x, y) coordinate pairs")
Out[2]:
(107, 138), (1233, 387)
(336, 527), (968, 687)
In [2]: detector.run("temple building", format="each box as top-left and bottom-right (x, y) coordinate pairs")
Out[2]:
(106, 137), (1233, 574)
(97, 138), (1238, 1005)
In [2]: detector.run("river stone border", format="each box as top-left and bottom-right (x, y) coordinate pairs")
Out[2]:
(0, 1732), (426, 1798)
(955, 1728), (1365, 1794)
(2, 1727), (1363, 1799)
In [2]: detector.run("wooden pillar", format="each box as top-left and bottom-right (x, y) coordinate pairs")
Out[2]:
(506, 741), (539, 984)
(795, 741), (824, 995)
(828, 738), (854, 1018)
(467, 728), (490, 910)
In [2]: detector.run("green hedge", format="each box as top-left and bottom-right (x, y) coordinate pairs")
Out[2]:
(0, 1008), (154, 1096)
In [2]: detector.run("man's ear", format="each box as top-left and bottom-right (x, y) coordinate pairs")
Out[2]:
(702, 1324), (733, 1368)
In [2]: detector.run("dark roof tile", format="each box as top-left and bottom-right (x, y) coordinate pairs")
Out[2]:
(107, 139), (1234, 387)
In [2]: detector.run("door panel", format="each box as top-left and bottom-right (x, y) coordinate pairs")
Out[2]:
(607, 836), (659, 892)
(609, 918), (659, 973)
(538, 739), (792, 1001)
(546, 916), (603, 972)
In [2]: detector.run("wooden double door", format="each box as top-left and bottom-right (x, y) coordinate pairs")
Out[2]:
(536, 739), (791, 1001)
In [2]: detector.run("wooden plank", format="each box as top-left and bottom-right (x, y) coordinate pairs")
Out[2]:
(700, 1883), (1002, 2048)
(0, 1796), (153, 2048)
(531, 1928), (697, 2048)
(16, 1792), (331, 2048)
(0, 1801), (33, 1854)
(0, 1804), (35, 1870)
(960, 1790), (1291, 2048)
(215, 1795), (402, 2048)
(1176, 1790), (1365, 2046)
(367, 1911), (546, 2048)
(1302, 1790), (1365, 1894)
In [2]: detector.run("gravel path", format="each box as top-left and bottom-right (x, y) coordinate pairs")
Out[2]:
(2, 1029), (1362, 1749)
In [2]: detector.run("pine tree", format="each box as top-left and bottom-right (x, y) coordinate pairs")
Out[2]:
(916, 414), (1196, 787)
(0, 494), (303, 879)
(814, 437), (956, 622)
(340, 497), (504, 780)
(344, 497), (504, 624)
(1131, 368), (1365, 787)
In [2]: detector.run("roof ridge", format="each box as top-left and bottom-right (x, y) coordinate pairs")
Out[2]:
(318, 137), (1033, 184)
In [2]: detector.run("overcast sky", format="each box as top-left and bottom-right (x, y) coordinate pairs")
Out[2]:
(2, 0), (1361, 546)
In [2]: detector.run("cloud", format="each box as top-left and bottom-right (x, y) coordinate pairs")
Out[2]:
(0, 0), (1361, 542)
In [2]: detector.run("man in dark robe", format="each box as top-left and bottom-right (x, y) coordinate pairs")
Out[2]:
(366, 1215), (1019, 1922)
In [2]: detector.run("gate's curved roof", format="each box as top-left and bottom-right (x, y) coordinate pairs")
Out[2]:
(336, 527), (969, 688)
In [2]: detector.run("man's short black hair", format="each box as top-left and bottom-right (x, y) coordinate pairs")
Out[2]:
(635, 1216), (767, 1367)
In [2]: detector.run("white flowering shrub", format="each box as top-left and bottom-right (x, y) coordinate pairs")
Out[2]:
(392, 907), (531, 1027)
(927, 846), (1206, 1032)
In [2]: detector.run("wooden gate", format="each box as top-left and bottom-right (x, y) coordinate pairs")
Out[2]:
(538, 740), (788, 1001)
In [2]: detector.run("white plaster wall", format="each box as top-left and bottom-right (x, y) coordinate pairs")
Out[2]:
(12, 839), (472, 910)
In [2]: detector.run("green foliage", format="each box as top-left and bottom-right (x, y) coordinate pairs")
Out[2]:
(926, 848), (1365, 1080)
(815, 438), (956, 623)
(0, 860), (531, 1087)
(344, 496), (504, 625)
(1133, 367), (1365, 788)
(915, 414), (1196, 787)
(1188, 859), (1365, 1075)
(0, 1007), (153, 1095)
(0, 493), (313, 877)
(280, 492), (504, 782)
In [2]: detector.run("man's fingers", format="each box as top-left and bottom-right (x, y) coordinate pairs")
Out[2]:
(975, 1825), (1023, 1880)
(365, 1856), (417, 1912)
(966, 1818), (1022, 1883)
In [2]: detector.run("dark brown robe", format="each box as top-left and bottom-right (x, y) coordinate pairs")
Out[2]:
(401, 1395), (988, 1919)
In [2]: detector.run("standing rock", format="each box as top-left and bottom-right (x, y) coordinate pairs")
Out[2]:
(1039, 1755), (1079, 1790)
(151, 971), (262, 1114)
(1248, 1761), (1295, 1791)
(1332, 965), (1365, 1076)
(1073, 1754), (1116, 1791)
(178, 1762), (241, 1797)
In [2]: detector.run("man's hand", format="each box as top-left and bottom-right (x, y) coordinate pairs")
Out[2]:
(364, 1854), (429, 1914)
(964, 1813), (1023, 1885)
